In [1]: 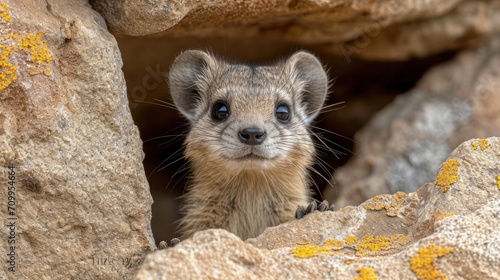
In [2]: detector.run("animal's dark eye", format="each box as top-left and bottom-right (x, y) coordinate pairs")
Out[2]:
(212, 100), (229, 121)
(275, 103), (291, 123)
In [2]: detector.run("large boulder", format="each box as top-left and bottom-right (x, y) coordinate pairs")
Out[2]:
(91, 0), (500, 60)
(326, 36), (500, 208)
(0, 0), (154, 279)
(135, 137), (500, 279)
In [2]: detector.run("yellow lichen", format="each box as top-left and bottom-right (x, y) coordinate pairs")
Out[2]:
(323, 238), (345, 250)
(0, 3), (11, 22)
(471, 139), (489, 151)
(364, 191), (408, 216)
(352, 234), (410, 257)
(434, 211), (453, 222)
(354, 267), (378, 280)
(0, 44), (17, 91)
(292, 234), (410, 258)
(290, 244), (338, 258)
(497, 175), (500, 191)
(296, 241), (309, 245)
(0, 29), (54, 91)
(434, 159), (460, 193)
(346, 236), (359, 245)
(354, 235), (391, 256)
(291, 245), (330, 258)
(291, 238), (346, 258)
(410, 244), (453, 280)
(363, 196), (386, 211)
(18, 32), (52, 75)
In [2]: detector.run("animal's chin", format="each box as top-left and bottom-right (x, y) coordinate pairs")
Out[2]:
(224, 153), (279, 169)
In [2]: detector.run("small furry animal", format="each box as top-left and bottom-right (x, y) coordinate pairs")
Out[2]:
(169, 50), (330, 240)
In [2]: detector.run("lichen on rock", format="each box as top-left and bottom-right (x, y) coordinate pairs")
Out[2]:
(0, 3), (16, 91)
(0, 43), (17, 91)
(434, 159), (460, 193)
(18, 32), (52, 74)
(323, 238), (345, 250)
(290, 244), (337, 258)
(363, 191), (408, 216)
(0, 3), (10, 22)
(135, 137), (500, 279)
(471, 139), (490, 151)
(410, 244), (453, 280)
(352, 234), (411, 257)
(0, 1), (154, 279)
(346, 236), (359, 245)
(0, 27), (54, 91)
(354, 267), (378, 280)
(290, 233), (410, 259)
(291, 238), (346, 258)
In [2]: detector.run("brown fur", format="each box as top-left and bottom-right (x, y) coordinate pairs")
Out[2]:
(169, 50), (329, 240)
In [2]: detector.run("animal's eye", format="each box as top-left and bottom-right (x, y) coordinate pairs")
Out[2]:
(275, 103), (291, 123)
(212, 100), (230, 121)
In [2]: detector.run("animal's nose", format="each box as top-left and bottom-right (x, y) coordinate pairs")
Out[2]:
(238, 128), (266, 145)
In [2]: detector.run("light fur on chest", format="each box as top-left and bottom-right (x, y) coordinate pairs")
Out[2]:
(181, 170), (309, 240)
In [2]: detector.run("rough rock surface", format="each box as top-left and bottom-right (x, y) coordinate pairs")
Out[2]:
(0, 0), (154, 279)
(135, 137), (500, 279)
(91, 0), (500, 60)
(326, 36), (500, 209)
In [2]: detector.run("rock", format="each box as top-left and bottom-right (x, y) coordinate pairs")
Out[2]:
(336, 0), (500, 60)
(326, 36), (500, 209)
(91, 0), (500, 60)
(135, 137), (500, 279)
(0, 0), (154, 279)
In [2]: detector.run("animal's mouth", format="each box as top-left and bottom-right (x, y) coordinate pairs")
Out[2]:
(236, 154), (269, 161)
(232, 151), (277, 161)
(222, 152), (280, 170)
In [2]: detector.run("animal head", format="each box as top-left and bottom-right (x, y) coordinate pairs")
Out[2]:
(169, 50), (328, 172)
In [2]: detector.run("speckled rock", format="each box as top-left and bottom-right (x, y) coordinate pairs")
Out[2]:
(91, 0), (500, 60)
(0, 0), (154, 279)
(135, 137), (500, 279)
(326, 35), (500, 209)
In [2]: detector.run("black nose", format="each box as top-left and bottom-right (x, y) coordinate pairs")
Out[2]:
(238, 128), (266, 145)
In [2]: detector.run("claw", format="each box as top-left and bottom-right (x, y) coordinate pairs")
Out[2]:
(317, 200), (329, 212)
(157, 238), (181, 249)
(170, 238), (181, 247)
(296, 200), (334, 219)
(295, 205), (306, 219)
(158, 241), (168, 250)
(305, 200), (317, 214)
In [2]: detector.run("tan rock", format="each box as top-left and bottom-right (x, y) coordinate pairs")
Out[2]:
(327, 35), (500, 209)
(336, 0), (500, 60)
(91, 0), (500, 60)
(0, 0), (154, 279)
(135, 137), (500, 279)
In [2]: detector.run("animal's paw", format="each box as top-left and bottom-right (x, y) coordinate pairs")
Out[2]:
(158, 238), (181, 250)
(295, 200), (334, 219)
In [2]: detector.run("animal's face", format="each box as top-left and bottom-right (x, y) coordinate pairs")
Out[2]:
(169, 51), (328, 171)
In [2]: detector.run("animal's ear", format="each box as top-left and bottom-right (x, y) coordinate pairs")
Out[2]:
(285, 51), (328, 124)
(169, 50), (216, 122)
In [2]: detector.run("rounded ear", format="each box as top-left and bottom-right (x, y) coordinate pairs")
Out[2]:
(169, 50), (216, 122)
(285, 51), (328, 124)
